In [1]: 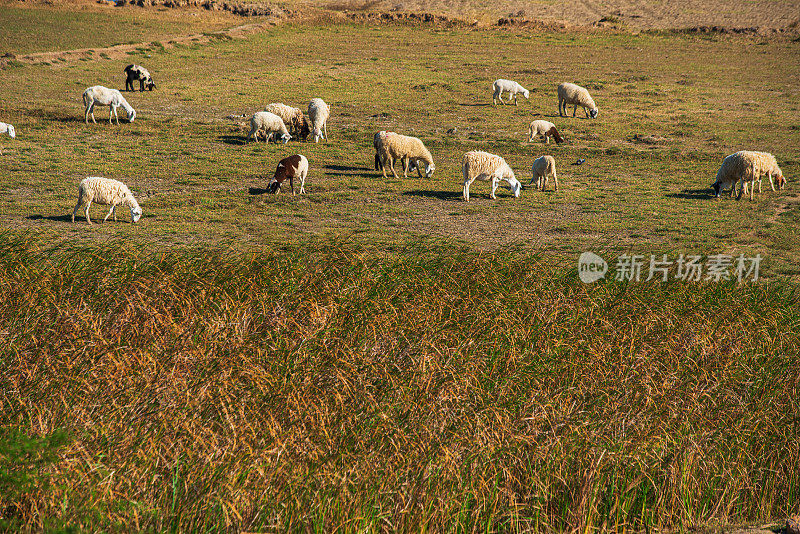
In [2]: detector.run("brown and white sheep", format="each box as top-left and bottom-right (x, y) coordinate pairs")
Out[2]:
(267, 154), (309, 195)
(528, 120), (564, 144)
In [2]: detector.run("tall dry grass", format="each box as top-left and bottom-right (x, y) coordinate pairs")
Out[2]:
(1, 232), (798, 532)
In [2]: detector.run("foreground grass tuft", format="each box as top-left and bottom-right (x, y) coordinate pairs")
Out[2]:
(1, 233), (798, 531)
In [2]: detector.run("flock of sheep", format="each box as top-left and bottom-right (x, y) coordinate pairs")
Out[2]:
(0, 68), (789, 223)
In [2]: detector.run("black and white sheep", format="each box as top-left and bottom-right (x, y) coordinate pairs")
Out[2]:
(124, 64), (156, 92)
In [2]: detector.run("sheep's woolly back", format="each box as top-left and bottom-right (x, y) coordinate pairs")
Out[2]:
(558, 83), (597, 110)
(265, 103), (307, 133)
(380, 133), (433, 165)
(493, 79), (528, 94)
(0, 122), (15, 138)
(532, 155), (556, 178)
(462, 151), (514, 181)
(250, 111), (289, 135)
(716, 151), (782, 186)
(308, 98), (330, 130)
(77, 176), (140, 210)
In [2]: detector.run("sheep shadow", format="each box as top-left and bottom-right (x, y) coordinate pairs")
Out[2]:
(26, 214), (74, 222)
(458, 103), (493, 107)
(666, 189), (714, 200)
(248, 187), (272, 195)
(324, 164), (375, 178)
(403, 190), (462, 201)
(219, 135), (248, 146)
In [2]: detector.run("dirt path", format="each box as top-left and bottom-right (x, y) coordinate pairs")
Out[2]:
(5, 18), (281, 67)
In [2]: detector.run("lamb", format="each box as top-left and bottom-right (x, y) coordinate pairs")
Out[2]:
(0, 122), (15, 155)
(71, 176), (142, 224)
(265, 103), (310, 139)
(247, 111), (291, 143)
(462, 150), (522, 202)
(267, 154), (309, 195)
(377, 132), (435, 180)
(124, 64), (156, 92)
(557, 83), (598, 119)
(492, 79), (530, 106)
(529, 155), (558, 191)
(712, 150), (786, 201)
(83, 86), (136, 125)
(528, 120), (564, 144)
(308, 98), (330, 143)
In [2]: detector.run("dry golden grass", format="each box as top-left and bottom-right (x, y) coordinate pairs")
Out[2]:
(1, 234), (798, 531)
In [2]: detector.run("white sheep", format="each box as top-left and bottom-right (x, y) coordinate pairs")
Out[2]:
(377, 132), (435, 179)
(0, 122), (16, 155)
(492, 79), (529, 106)
(308, 98), (330, 143)
(82, 85), (136, 125)
(528, 120), (564, 144)
(265, 103), (310, 139)
(247, 111), (291, 143)
(530, 155), (558, 191)
(462, 150), (521, 202)
(71, 176), (142, 224)
(712, 151), (786, 201)
(557, 82), (598, 119)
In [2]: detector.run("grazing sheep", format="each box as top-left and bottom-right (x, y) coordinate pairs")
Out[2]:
(462, 150), (521, 202)
(83, 86), (136, 125)
(0, 122), (15, 155)
(247, 111), (291, 143)
(712, 150), (786, 201)
(267, 154), (309, 195)
(71, 176), (142, 224)
(377, 133), (435, 180)
(373, 130), (417, 173)
(124, 64), (156, 92)
(528, 120), (564, 144)
(530, 155), (558, 191)
(557, 82), (598, 119)
(265, 103), (310, 139)
(308, 98), (330, 143)
(492, 79), (530, 106)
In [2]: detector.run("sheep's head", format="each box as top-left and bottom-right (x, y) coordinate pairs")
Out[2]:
(6, 124), (15, 139)
(127, 109), (136, 123)
(711, 181), (722, 197)
(424, 162), (435, 178)
(312, 127), (323, 142)
(507, 176), (522, 198)
(589, 108), (599, 119)
(146, 79), (156, 90)
(280, 133), (292, 144)
(523, 90), (530, 99)
(267, 180), (281, 194)
(130, 206), (142, 223)
(775, 171), (786, 190)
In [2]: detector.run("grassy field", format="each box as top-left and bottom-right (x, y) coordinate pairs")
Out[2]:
(1, 4), (799, 531)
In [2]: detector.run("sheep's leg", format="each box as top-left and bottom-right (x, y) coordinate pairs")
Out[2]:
(71, 199), (83, 223)
(84, 200), (92, 225)
(402, 158), (409, 179)
(299, 169), (306, 195)
(103, 205), (116, 222)
(463, 179), (473, 202)
(758, 179), (762, 194)
(491, 178), (498, 199)
(769, 174), (776, 191)
(389, 157), (399, 180)
(750, 179), (755, 201)
(572, 104), (577, 117)
(553, 172), (558, 192)
(736, 179), (745, 201)
(513, 93), (518, 106)
(89, 103), (97, 124)
(381, 154), (389, 179)
(323, 123), (328, 142)
(85, 103), (91, 124)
